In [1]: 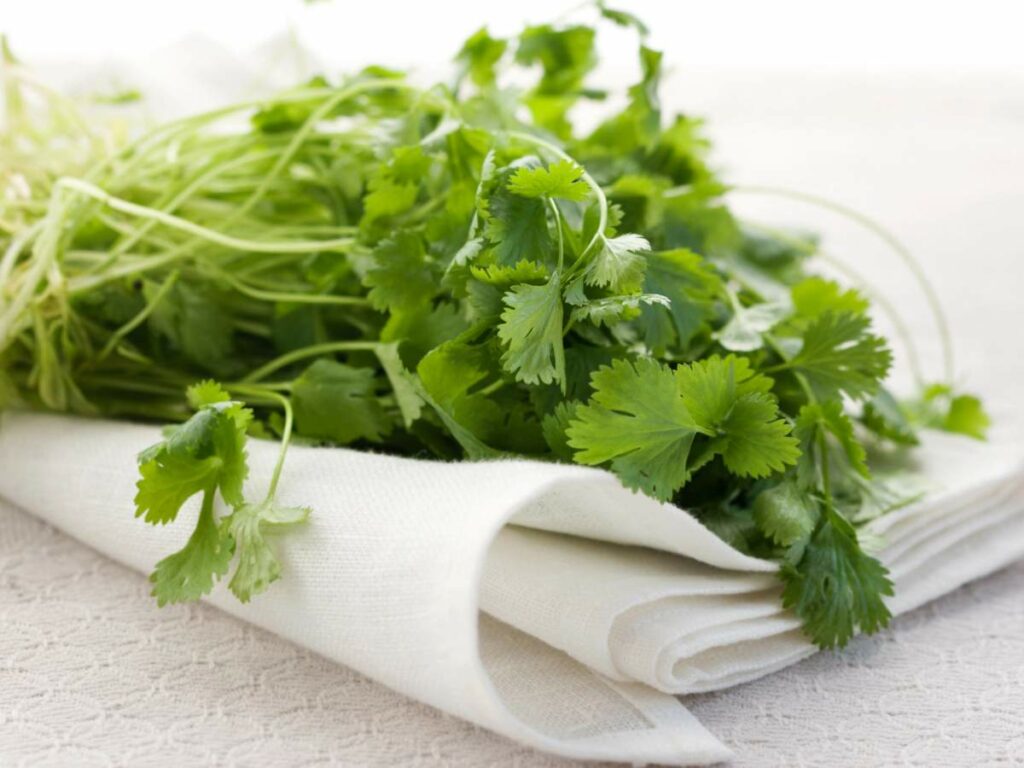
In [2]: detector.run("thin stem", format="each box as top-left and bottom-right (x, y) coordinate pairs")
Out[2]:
(227, 78), (420, 224)
(205, 266), (371, 308)
(226, 385), (294, 499)
(242, 340), (380, 383)
(731, 184), (954, 384)
(55, 177), (357, 254)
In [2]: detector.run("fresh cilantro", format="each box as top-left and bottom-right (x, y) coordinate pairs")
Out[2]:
(781, 508), (894, 649)
(498, 274), (566, 388)
(507, 159), (590, 202)
(0, 7), (987, 648)
(786, 312), (893, 401)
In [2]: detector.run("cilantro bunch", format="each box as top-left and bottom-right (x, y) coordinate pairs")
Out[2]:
(0, 7), (988, 647)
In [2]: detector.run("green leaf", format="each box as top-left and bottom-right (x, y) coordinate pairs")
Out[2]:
(796, 401), (870, 480)
(568, 357), (701, 501)
(597, 1), (650, 35)
(497, 274), (566, 387)
(147, 282), (234, 374)
(781, 509), (893, 649)
(135, 453), (222, 525)
(135, 401), (253, 522)
(791, 277), (869, 320)
(753, 481), (819, 547)
(677, 355), (799, 478)
(507, 159), (589, 202)
(638, 248), (721, 350)
(570, 293), (669, 328)
(905, 383), (990, 440)
(291, 359), (392, 444)
(541, 400), (579, 461)
(717, 394), (802, 478)
(788, 311), (892, 401)
(416, 341), (503, 459)
(374, 342), (425, 428)
(365, 231), (436, 312)
(223, 499), (310, 603)
(944, 393), (990, 439)
(714, 301), (789, 353)
(483, 184), (553, 266)
(150, 491), (234, 606)
(186, 380), (231, 409)
(457, 27), (508, 87)
(585, 234), (651, 292)
(862, 388), (919, 446)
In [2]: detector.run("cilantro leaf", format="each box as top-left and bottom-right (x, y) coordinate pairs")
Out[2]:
(906, 383), (990, 440)
(568, 357), (703, 501)
(291, 359), (393, 444)
(788, 311), (892, 401)
(781, 509), (893, 649)
(415, 342), (505, 458)
(483, 184), (553, 266)
(585, 234), (651, 293)
(638, 248), (721, 350)
(862, 388), (919, 446)
(457, 28), (508, 87)
(570, 293), (668, 328)
(791, 277), (869, 320)
(677, 355), (799, 478)
(714, 301), (789, 353)
(797, 401), (870, 480)
(508, 159), (589, 202)
(364, 231), (436, 312)
(135, 399), (253, 522)
(497, 274), (566, 387)
(223, 499), (310, 603)
(753, 480), (819, 547)
(150, 492), (234, 606)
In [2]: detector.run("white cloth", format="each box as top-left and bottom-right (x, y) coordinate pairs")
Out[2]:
(5, 38), (1024, 768)
(1, 411), (1022, 765)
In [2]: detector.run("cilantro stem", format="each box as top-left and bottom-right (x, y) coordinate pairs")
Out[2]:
(54, 178), (358, 254)
(242, 340), (381, 383)
(203, 266), (371, 308)
(226, 385), (294, 500)
(227, 79), (420, 225)
(731, 184), (954, 384)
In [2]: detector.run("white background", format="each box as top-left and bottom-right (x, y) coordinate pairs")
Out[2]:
(3, 0), (1024, 74)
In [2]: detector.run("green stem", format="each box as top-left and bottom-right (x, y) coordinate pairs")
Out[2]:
(242, 340), (380, 383)
(54, 177), (357, 254)
(205, 267), (370, 308)
(225, 385), (294, 499)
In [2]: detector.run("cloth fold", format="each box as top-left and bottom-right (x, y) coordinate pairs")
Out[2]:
(1, 411), (1022, 765)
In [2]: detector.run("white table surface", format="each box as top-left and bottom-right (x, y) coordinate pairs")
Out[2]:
(2, 62), (1024, 767)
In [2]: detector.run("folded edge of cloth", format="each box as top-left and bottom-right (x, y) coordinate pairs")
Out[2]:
(0, 411), (746, 765)
(2, 410), (1023, 765)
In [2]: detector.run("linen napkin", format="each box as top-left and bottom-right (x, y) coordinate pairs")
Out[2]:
(1, 410), (1022, 765)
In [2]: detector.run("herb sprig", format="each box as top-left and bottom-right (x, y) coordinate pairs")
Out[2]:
(0, 8), (988, 648)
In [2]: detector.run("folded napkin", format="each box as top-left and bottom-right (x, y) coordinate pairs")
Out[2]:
(1, 411), (1022, 765)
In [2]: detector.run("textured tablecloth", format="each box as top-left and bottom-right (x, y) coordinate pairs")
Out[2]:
(2, 56), (1023, 766)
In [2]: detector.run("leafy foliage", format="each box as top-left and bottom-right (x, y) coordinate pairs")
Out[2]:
(0, 8), (987, 647)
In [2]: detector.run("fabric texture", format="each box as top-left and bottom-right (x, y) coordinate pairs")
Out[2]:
(0, 410), (1022, 765)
